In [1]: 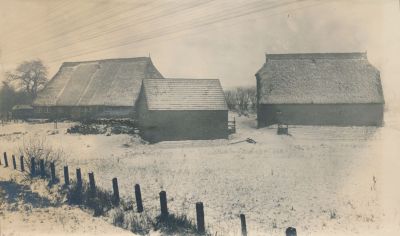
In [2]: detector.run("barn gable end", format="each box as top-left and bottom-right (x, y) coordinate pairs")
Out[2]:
(255, 52), (385, 127)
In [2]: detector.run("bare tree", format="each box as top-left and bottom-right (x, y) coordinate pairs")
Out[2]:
(6, 59), (48, 99)
(224, 86), (257, 114)
(224, 90), (237, 110)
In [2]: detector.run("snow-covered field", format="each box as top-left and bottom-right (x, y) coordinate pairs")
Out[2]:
(1, 112), (400, 235)
(0, 166), (133, 236)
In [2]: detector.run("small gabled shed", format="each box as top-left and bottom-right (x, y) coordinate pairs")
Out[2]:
(137, 78), (228, 142)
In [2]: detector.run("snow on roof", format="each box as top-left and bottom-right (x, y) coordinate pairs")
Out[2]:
(12, 104), (33, 110)
(142, 78), (228, 111)
(34, 57), (163, 107)
(256, 52), (384, 104)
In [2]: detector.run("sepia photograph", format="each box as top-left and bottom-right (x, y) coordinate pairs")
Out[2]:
(0, 0), (399, 235)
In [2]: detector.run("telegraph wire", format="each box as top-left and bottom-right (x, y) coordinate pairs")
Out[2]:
(4, 0), (212, 59)
(41, 0), (307, 63)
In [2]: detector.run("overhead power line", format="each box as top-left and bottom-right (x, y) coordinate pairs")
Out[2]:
(4, 0), (209, 59)
(41, 0), (308, 63)
(6, 0), (292, 61)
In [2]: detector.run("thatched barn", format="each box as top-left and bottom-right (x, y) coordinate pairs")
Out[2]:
(137, 78), (228, 142)
(33, 57), (163, 119)
(255, 52), (384, 127)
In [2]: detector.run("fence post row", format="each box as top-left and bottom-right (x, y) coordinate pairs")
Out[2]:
(30, 157), (36, 176)
(112, 177), (120, 206)
(196, 202), (205, 234)
(40, 159), (45, 178)
(134, 184), (144, 213)
(20, 156), (24, 172)
(88, 172), (96, 195)
(12, 155), (17, 170)
(76, 168), (82, 189)
(286, 227), (297, 236)
(50, 162), (56, 183)
(159, 191), (168, 217)
(3, 152), (8, 167)
(64, 166), (70, 185)
(0, 152), (296, 236)
(240, 214), (247, 236)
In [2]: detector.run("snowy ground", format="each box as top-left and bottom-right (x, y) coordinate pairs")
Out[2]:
(0, 166), (133, 236)
(1, 112), (400, 235)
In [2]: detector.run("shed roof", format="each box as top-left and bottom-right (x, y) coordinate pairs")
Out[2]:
(256, 52), (384, 104)
(142, 79), (228, 111)
(12, 105), (33, 110)
(34, 57), (163, 107)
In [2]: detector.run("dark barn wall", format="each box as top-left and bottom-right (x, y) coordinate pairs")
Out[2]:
(33, 106), (135, 120)
(12, 109), (33, 120)
(138, 110), (228, 142)
(258, 103), (384, 127)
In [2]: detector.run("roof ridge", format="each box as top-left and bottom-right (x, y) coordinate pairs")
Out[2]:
(146, 78), (220, 81)
(62, 57), (150, 66)
(265, 52), (367, 61)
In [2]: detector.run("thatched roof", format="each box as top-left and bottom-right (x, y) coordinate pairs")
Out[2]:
(142, 79), (228, 111)
(34, 57), (163, 107)
(256, 52), (384, 104)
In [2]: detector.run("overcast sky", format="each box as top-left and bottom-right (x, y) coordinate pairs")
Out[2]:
(0, 0), (399, 105)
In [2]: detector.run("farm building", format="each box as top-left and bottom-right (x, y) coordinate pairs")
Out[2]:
(33, 57), (163, 119)
(137, 78), (228, 142)
(11, 105), (34, 120)
(255, 52), (384, 127)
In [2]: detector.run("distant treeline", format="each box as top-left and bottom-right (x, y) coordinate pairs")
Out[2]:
(224, 87), (257, 115)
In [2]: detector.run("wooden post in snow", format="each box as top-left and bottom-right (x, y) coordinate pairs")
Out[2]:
(286, 227), (297, 236)
(30, 157), (36, 176)
(196, 202), (205, 234)
(50, 162), (56, 183)
(40, 159), (45, 178)
(64, 166), (70, 185)
(112, 177), (120, 206)
(20, 156), (24, 172)
(88, 172), (96, 195)
(76, 168), (82, 189)
(134, 184), (144, 213)
(3, 152), (8, 167)
(159, 191), (168, 217)
(12, 155), (17, 170)
(240, 214), (247, 236)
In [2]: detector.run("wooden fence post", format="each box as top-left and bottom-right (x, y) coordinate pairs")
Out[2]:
(40, 159), (45, 178)
(88, 172), (96, 194)
(134, 184), (144, 213)
(76, 168), (82, 189)
(20, 156), (24, 172)
(30, 157), (36, 176)
(12, 155), (17, 170)
(64, 166), (70, 185)
(159, 191), (168, 217)
(3, 152), (8, 167)
(240, 214), (247, 236)
(50, 162), (56, 183)
(196, 202), (205, 234)
(112, 177), (120, 206)
(286, 227), (297, 236)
